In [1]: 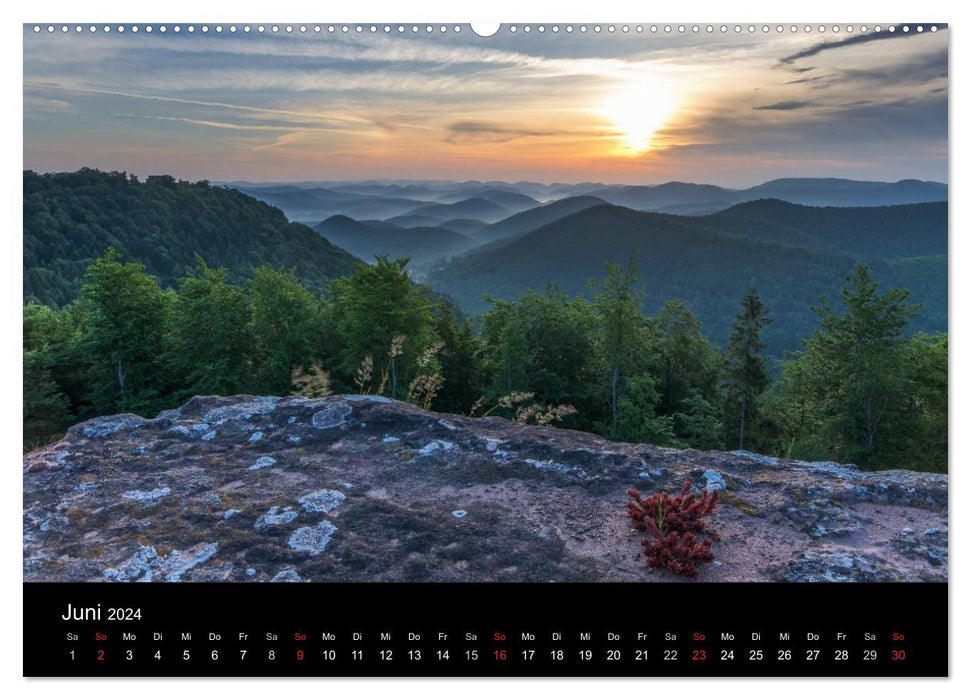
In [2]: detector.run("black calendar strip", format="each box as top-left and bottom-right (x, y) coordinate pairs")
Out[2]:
(24, 582), (947, 677)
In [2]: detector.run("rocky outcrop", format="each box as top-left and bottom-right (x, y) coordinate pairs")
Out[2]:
(23, 395), (948, 583)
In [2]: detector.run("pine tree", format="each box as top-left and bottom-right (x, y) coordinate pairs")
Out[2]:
(771, 265), (921, 468)
(23, 303), (72, 448)
(594, 254), (642, 438)
(723, 288), (771, 450)
(652, 300), (723, 447)
(812, 265), (918, 464)
(899, 333), (947, 472)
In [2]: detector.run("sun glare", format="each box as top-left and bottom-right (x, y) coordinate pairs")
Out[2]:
(603, 78), (678, 155)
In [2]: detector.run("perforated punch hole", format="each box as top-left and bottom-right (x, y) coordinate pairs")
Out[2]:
(470, 23), (500, 37)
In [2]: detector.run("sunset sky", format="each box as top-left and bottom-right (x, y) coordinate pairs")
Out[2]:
(23, 24), (948, 186)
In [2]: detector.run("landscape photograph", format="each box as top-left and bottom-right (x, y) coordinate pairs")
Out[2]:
(23, 24), (947, 584)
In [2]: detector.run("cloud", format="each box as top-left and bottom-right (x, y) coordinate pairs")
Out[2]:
(823, 94), (947, 136)
(112, 113), (351, 133)
(780, 26), (944, 65)
(444, 121), (615, 145)
(25, 82), (368, 126)
(754, 101), (813, 111)
(23, 96), (72, 112)
(445, 121), (556, 144)
(838, 50), (948, 84)
(784, 74), (834, 86)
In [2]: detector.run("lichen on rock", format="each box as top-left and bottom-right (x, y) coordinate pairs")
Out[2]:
(102, 542), (218, 582)
(271, 569), (302, 582)
(298, 489), (346, 513)
(288, 521), (338, 555)
(203, 397), (279, 425)
(73, 414), (146, 439)
(254, 506), (299, 531)
(22, 394), (948, 583)
(311, 402), (352, 429)
(776, 485), (859, 539)
(248, 456), (277, 471)
(122, 487), (172, 502)
(703, 470), (727, 492)
(776, 549), (900, 583)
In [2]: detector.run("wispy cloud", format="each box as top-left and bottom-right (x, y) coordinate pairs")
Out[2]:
(445, 121), (556, 144)
(784, 75), (834, 86)
(779, 27), (941, 65)
(27, 82), (369, 126)
(23, 96), (72, 112)
(112, 113), (355, 133)
(754, 101), (813, 111)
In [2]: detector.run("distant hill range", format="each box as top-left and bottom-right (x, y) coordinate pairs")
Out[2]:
(436, 187), (540, 210)
(229, 182), (540, 224)
(583, 178), (947, 214)
(314, 215), (476, 270)
(24, 169), (360, 307)
(229, 184), (434, 222)
(402, 197), (514, 224)
(468, 195), (609, 245)
(222, 176), (946, 222)
(427, 199), (947, 356)
(436, 218), (489, 236)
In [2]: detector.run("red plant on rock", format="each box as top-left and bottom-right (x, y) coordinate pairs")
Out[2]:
(626, 480), (719, 578)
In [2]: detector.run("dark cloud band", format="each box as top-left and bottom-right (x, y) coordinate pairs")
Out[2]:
(780, 25), (947, 65)
(754, 101), (813, 111)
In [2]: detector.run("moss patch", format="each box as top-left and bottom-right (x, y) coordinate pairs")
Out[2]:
(719, 491), (763, 517)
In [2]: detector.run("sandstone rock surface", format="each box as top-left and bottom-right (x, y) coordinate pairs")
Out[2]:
(23, 395), (948, 583)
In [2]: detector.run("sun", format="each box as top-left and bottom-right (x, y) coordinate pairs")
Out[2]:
(603, 78), (678, 155)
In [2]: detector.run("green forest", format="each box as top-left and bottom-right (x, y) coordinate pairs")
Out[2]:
(24, 250), (946, 473)
(24, 169), (359, 307)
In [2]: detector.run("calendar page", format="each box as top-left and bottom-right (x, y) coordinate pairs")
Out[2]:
(22, 21), (948, 677)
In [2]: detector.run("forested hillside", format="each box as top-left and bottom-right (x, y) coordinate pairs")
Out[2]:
(24, 169), (360, 306)
(430, 204), (860, 355)
(429, 201), (947, 354)
(469, 195), (608, 245)
(700, 199), (947, 259)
